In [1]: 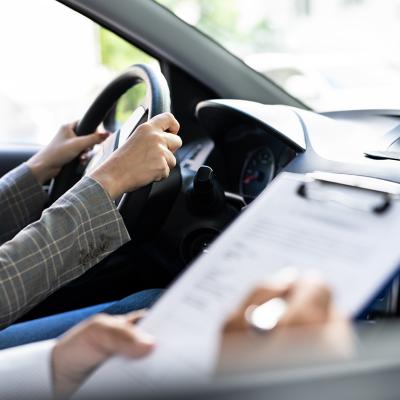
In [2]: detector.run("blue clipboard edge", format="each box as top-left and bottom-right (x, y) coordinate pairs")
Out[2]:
(297, 172), (400, 320)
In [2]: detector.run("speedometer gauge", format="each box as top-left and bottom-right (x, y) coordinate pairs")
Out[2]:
(240, 147), (275, 199)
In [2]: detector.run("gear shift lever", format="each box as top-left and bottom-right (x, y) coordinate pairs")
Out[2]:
(188, 165), (226, 215)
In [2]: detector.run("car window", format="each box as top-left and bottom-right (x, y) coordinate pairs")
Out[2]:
(157, 0), (400, 111)
(0, 0), (159, 146)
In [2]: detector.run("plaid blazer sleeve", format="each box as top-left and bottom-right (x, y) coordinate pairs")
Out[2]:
(0, 176), (130, 329)
(0, 163), (47, 244)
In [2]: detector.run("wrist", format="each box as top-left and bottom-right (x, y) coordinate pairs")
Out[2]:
(26, 159), (59, 185)
(52, 341), (81, 399)
(89, 167), (121, 200)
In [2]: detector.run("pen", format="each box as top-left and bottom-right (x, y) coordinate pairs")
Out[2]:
(245, 297), (287, 333)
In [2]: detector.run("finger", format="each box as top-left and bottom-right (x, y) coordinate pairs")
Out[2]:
(163, 132), (182, 153)
(243, 284), (292, 308)
(153, 157), (170, 182)
(115, 327), (155, 358)
(163, 148), (177, 170)
(102, 324), (155, 358)
(125, 309), (148, 324)
(74, 132), (110, 151)
(89, 315), (155, 359)
(279, 280), (331, 327)
(69, 120), (79, 131)
(150, 112), (180, 134)
(80, 154), (89, 166)
(68, 121), (105, 134)
(80, 149), (94, 166)
(80, 147), (92, 159)
(224, 285), (290, 333)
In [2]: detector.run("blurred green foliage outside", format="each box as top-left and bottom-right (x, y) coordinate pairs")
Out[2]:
(157, 0), (272, 54)
(97, 1), (272, 125)
(98, 28), (158, 125)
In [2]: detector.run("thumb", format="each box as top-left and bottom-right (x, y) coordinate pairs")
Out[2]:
(125, 309), (148, 324)
(73, 131), (110, 151)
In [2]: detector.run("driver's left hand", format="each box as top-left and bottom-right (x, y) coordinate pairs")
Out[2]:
(27, 122), (110, 184)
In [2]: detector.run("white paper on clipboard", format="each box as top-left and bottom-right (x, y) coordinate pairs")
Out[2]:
(77, 172), (400, 396)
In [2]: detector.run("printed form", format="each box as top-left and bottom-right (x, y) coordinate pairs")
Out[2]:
(78, 172), (400, 396)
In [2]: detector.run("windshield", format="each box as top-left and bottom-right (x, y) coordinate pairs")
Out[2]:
(157, 0), (400, 111)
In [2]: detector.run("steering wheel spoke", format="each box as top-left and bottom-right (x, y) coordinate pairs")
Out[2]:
(116, 105), (148, 150)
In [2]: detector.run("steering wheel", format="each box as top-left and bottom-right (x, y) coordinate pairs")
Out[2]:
(48, 64), (179, 237)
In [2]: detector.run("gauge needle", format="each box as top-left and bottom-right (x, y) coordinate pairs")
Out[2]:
(244, 174), (258, 184)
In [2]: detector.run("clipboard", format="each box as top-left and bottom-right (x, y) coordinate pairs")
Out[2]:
(294, 172), (400, 318)
(78, 172), (400, 395)
(298, 171), (400, 215)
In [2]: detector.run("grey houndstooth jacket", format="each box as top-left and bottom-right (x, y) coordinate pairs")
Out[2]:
(0, 164), (130, 329)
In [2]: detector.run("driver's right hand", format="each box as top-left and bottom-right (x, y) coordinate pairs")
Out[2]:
(90, 112), (182, 200)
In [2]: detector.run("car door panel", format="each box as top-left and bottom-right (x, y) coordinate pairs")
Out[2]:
(0, 147), (39, 177)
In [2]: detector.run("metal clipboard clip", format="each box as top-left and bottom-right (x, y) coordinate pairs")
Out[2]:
(297, 172), (400, 214)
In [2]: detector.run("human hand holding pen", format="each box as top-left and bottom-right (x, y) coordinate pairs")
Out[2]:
(218, 276), (354, 374)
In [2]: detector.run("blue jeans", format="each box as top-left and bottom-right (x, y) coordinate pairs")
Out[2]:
(0, 288), (162, 350)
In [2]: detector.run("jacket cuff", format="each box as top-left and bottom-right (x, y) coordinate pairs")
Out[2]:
(4, 163), (47, 219)
(53, 176), (131, 277)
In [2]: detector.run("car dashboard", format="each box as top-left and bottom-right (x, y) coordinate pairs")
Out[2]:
(179, 126), (297, 204)
(179, 99), (306, 204)
(186, 99), (400, 195)
(175, 99), (400, 319)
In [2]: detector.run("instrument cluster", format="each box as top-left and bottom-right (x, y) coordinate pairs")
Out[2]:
(240, 146), (275, 200)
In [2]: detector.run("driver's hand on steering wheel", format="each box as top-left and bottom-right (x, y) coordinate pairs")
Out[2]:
(89, 112), (182, 200)
(27, 122), (111, 185)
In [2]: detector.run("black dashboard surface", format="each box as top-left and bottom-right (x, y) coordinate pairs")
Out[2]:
(194, 100), (400, 191)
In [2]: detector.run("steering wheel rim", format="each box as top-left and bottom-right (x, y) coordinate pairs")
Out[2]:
(48, 64), (171, 204)
(75, 64), (171, 137)
(47, 64), (176, 239)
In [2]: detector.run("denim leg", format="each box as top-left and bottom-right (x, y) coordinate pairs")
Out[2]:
(102, 288), (163, 315)
(0, 288), (163, 350)
(0, 302), (113, 350)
